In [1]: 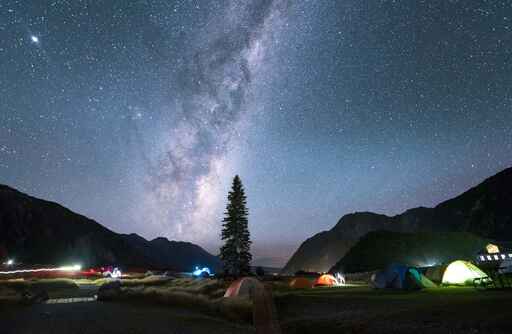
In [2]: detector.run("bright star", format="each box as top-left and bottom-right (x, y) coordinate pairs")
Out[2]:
(31, 35), (39, 43)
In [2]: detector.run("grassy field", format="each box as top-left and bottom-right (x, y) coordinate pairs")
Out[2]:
(110, 277), (253, 322)
(0, 278), (82, 302)
(275, 285), (512, 333)
(0, 276), (253, 327)
(3, 276), (512, 333)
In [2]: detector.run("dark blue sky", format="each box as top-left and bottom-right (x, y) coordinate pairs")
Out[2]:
(1, 1), (511, 266)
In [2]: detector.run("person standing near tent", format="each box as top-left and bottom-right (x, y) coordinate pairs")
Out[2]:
(335, 273), (346, 285)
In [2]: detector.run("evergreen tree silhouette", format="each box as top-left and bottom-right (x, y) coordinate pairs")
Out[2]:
(220, 175), (252, 276)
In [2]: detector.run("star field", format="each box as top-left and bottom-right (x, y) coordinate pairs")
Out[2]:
(1, 1), (511, 266)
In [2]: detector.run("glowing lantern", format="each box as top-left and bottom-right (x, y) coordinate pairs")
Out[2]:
(442, 260), (488, 285)
(486, 244), (500, 254)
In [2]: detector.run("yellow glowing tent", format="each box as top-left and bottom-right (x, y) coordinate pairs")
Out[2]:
(442, 260), (488, 285)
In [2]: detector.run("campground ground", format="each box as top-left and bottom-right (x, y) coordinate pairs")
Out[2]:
(0, 277), (255, 334)
(0, 301), (255, 334)
(276, 286), (512, 333)
(2, 278), (512, 333)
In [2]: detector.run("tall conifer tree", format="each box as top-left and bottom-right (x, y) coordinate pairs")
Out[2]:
(220, 175), (252, 276)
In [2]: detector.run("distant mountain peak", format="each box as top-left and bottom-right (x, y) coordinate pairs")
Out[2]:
(150, 237), (192, 245)
(151, 236), (169, 242)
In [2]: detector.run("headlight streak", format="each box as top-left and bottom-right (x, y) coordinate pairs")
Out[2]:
(0, 264), (81, 275)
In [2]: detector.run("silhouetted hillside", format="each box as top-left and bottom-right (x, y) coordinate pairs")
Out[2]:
(329, 231), (489, 273)
(282, 167), (512, 274)
(0, 185), (220, 271)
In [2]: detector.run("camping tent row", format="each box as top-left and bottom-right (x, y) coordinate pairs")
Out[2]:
(223, 260), (488, 295)
(224, 275), (342, 298)
(370, 260), (488, 290)
(289, 274), (342, 289)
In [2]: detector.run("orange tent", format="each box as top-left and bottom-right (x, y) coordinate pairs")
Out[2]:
(314, 274), (337, 287)
(224, 277), (262, 298)
(289, 277), (313, 289)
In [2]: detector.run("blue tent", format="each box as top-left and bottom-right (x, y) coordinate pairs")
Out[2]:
(371, 264), (436, 290)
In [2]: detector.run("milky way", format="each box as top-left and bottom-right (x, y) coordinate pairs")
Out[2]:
(141, 0), (288, 244)
(1, 1), (512, 266)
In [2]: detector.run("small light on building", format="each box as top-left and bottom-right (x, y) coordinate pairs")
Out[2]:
(493, 255), (499, 260)
(486, 244), (500, 254)
(501, 254), (506, 259)
(480, 256), (485, 261)
(487, 255), (492, 261)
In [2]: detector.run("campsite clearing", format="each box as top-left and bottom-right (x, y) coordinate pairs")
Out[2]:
(3, 277), (512, 333)
(275, 286), (512, 333)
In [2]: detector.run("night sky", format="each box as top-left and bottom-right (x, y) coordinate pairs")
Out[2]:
(1, 1), (511, 267)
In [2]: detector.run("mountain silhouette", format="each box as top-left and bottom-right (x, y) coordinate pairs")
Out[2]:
(282, 167), (512, 274)
(0, 184), (220, 271)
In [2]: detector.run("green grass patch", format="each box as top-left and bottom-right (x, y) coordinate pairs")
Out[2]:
(276, 285), (512, 333)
